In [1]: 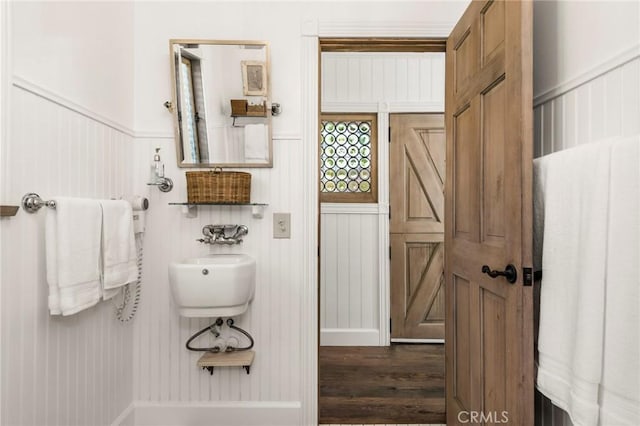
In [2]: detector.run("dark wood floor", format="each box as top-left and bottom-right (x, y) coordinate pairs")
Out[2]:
(319, 344), (445, 425)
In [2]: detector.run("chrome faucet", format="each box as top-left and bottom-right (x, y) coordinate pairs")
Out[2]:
(198, 224), (248, 245)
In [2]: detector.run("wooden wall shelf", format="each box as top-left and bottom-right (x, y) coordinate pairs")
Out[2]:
(197, 350), (255, 375)
(231, 112), (267, 118)
(0, 206), (19, 217)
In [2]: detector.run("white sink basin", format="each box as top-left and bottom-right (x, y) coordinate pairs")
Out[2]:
(169, 254), (256, 317)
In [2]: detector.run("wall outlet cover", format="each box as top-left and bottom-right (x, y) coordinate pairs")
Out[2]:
(273, 212), (291, 239)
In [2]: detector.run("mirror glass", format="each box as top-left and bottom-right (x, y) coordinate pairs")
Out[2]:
(169, 39), (272, 168)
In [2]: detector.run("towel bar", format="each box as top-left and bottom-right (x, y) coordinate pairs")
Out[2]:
(21, 193), (151, 214)
(22, 193), (56, 213)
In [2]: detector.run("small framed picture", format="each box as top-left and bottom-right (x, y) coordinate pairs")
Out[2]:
(241, 61), (267, 96)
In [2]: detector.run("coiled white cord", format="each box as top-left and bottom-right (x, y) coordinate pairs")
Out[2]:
(114, 233), (143, 322)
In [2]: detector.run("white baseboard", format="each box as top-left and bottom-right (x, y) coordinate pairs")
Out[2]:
(391, 338), (444, 344)
(111, 403), (135, 426)
(320, 328), (381, 346)
(114, 401), (302, 426)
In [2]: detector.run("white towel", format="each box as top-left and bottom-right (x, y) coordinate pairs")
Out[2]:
(45, 197), (102, 315)
(99, 200), (137, 300)
(244, 123), (268, 162)
(599, 136), (640, 425)
(535, 141), (612, 426)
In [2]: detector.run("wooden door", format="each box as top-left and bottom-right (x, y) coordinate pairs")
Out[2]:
(445, 1), (533, 425)
(390, 114), (445, 340)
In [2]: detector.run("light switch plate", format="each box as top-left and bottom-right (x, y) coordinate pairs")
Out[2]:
(273, 212), (291, 239)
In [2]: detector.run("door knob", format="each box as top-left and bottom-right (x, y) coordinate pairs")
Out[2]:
(481, 264), (517, 284)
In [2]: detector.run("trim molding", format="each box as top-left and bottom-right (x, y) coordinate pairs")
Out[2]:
(303, 18), (457, 424)
(133, 130), (173, 140)
(301, 29), (320, 426)
(272, 133), (303, 141)
(119, 401), (302, 426)
(320, 203), (380, 215)
(377, 113), (391, 346)
(12, 76), (136, 137)
(322, 101), (444, 114)
(391, 338), (445, 344)
(10, 78), (307, 143)
(533, 44), (640, 107)
(0, 2), (8, 424)
(317, 20), (456, 38)
(110, 403), (135, 426)
(320, 328), (380, 346)
(322, 101), (379, 113)
(389, 101), (444, 113)
(134, 131), (301, 141)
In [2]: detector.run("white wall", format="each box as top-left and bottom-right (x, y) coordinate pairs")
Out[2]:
(132, 1), (466, 424)
(533, 2), (640, 425)
(533, 1), (639, 103)
(0, 2), (136, 426)
(320, 52), (445, 346)
(11, 1), (135, 131)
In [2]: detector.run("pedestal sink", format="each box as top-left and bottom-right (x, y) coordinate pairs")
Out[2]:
(169, 254), (256, 317)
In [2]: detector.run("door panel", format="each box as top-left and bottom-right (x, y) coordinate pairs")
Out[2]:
(481, 287), (507, 414)
(445, 1), (533, 425)
(452, 274), (471, 409)
(452, 103), (479, 242)
(391, 234), (445, 340)
(390, 114), (445, 235)
(481, 0), (505, 64)
(390, 114), (445, 340)
(482, 77), (507, 244)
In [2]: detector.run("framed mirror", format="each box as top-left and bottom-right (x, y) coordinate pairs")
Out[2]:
(169, 39), (272, 168)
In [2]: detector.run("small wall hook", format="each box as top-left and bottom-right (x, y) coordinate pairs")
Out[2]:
(164, 101), (173, 111)
(271, 103), (281, 116)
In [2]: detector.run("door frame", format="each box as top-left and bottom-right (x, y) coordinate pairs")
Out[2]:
(0, 1), (11, 422)
(301, 18), (457, 424)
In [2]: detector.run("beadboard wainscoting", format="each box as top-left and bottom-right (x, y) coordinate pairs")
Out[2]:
(129, 136), (303, 424)
(534, 56), (640, 158)
(322, 52), (445, 112)
(320, 204), (380, 346)
(0, 82), (135, 426)
(533, 53), (640, 426)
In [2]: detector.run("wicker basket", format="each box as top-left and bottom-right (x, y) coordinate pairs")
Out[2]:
(186, 169), (251, 204)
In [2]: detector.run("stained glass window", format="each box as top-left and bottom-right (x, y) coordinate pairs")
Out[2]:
(320, 114), (377, 203)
